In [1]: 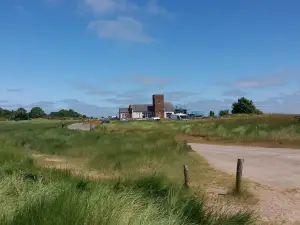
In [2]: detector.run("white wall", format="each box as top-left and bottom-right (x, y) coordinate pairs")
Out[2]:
(131, 111), (154, 119)
(164, 111), (174, 118)
(119, 113), (129, 119)
(133, 111), (174, 119)
(132, 112), (143, 119)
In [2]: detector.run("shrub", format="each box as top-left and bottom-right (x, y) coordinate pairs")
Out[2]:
(209, 111), (215, 117)
(219, 109), (229, 117)
(231, 97), (262, 114)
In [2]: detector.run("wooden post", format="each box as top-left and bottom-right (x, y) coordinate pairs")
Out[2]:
(89, 122), (92, 131)
(235, 158), (244, 193)
(183, 164), (189, 188)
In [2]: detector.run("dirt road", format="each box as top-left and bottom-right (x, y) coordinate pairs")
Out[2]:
(68, 123), (94, 131)
(190, 143), (300, 223)
(189, 143), (300, 188)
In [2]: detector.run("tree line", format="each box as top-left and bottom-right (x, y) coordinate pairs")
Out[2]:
(209, 97), (263, 117)
(0, 106), (87, 121)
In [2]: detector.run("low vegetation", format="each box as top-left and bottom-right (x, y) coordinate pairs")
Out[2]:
(0, 120), (254, 225)
(111, 114), (300, 148)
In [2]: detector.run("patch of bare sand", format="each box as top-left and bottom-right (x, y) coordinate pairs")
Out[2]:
(203, 184), (300, 224)
(32, 153), (114, 180)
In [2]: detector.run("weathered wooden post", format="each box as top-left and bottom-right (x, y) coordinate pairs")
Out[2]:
(183, 164), (189, 188)
(235, 158), (244, 193)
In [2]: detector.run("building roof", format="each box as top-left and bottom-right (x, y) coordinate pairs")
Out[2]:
(131, 104), (153, 112)
(119, 108), (129, 113)
(131, 102), (174, 112)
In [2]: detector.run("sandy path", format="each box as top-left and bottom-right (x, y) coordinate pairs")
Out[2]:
(189, 143), (300, 188)
(189, 143), (300, 224)
(68, 123), (95, 131)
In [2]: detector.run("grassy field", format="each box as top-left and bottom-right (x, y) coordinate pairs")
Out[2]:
(108, 114), (300, 148)
(0, 120), (253, 225)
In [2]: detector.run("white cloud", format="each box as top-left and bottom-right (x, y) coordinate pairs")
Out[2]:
(145, 0), (172, 17)
(88, 17), (154, 43)
(85, 0), (138, 14)
(85, 0), (170, 16)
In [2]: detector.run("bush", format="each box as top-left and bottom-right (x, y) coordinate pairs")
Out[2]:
(13, 108), (29, 121)
(219, 109), (229, 117)
(231, 97), (263, 114)
(29, 107), (46, 118)
(209, 111), (215, 117)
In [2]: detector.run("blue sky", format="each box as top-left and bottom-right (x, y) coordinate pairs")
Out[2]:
(0, 0), (300, 116)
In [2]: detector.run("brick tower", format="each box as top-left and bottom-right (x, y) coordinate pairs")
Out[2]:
(152, 94), (164, 119)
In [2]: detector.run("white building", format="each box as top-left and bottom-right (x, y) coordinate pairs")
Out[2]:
(119, 95), (175, 119)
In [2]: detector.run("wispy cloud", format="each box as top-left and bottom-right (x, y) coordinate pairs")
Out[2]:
(253, 90), (300, 113)
(72, 82), (117, 96)
(88, 17), (154, 43)
(222, 89), (247, 97)
(85, 0), (138, 14)
(165, 91), (200, 102)
(131, 74), (168, 86)
(219, 69), (299, 89)
(6, 88), (22, 92)
(84, 0), (170, 43)
(85, 0), (170, 16)
(0, 103), (23, 109)
(234, 76), (285, 88)
(57, 99), (117, 116)
(145, 0), (173, 18)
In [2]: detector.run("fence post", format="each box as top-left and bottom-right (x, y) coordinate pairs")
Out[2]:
(235, 158), (244, 193)
(183, 164), (189, 188)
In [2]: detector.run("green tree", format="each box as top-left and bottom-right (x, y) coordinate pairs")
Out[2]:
(14, 108), (29, 120)
(29, 107), (46, 118)
(49, 109), (82, 118)
(231, 97), (263, 114)
(219, 109), (229, 117)
(209, 111), (215, 117)
(0, 107), (13, 118)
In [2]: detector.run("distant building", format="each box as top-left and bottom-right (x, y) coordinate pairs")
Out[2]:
(174, 107), (187, 114)
(119, 94), (175, 119)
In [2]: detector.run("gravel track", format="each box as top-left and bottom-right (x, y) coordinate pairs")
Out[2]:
(189, 143), (300, 224)
(189, 143), (300, 188)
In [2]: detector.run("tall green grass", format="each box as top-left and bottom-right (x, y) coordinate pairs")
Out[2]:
(0, 120), (254, 224)
(0, 122), (217, 182)
(0, 172), (253, 225)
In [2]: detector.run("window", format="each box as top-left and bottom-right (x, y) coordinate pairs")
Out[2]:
(158, 100), (161, 104)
